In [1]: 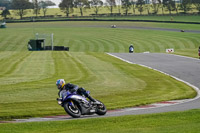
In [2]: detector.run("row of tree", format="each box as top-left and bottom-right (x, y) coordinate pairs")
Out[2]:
(59, 0), (200, 16)
(0, 0), (56, 19)
(0, 0), (200, 20)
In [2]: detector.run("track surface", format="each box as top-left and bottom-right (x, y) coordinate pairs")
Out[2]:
(84, 25), (200, 33)
(6, 53), (200, 123)
(107, 53), (200, 116)
(114, 26), (200, 33)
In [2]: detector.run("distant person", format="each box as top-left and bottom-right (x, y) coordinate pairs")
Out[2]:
(198, 46), (200, 59)
(129, 44), (134, 53)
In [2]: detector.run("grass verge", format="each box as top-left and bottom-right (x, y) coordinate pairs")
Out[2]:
(1, 109), (200, 133)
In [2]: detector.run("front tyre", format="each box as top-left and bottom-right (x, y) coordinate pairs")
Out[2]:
(96, 101), (107, 115)
(63, 102), (81, 118)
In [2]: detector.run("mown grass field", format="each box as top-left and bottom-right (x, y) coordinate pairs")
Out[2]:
(0, 21), (199, 122)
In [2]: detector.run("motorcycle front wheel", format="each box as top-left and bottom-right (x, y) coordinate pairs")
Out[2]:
(63, 102), (81, 118)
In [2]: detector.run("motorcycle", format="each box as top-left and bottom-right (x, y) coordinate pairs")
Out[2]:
(129, 47), (134, 53)
(57, 91), (107, 118)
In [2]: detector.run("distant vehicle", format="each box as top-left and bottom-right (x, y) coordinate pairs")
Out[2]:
(57, 91), (107, 118)
(129, 45), (134, 53)
(181, 29), (185, 32)
(129, 47), (134, 53)
(111, 25), (116, 28)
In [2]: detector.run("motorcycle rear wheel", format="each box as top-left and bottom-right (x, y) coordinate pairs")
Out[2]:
(96, 101), (107, 115)
(63, 102), (81, 118)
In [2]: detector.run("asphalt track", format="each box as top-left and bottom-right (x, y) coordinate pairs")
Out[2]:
(107, 53), (200, 116)
(89, 25), (200, 34)
(115, 26), (200, 33)
(7, 53), (200, 123)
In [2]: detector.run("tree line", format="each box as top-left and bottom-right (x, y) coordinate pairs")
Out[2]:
(0, 0), (56, 19)
(0, 0), (200, 20)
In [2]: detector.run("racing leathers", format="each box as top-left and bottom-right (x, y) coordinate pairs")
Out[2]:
(58, 83), (96, 102)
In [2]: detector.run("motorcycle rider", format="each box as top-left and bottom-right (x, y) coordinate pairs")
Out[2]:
(129, 44), (134, 53)
(56, 79), (99, 104)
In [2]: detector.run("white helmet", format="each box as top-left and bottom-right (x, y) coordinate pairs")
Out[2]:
(56, 79), (65, 90)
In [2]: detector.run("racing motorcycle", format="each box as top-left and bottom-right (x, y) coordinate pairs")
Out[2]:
(57, 91), (107, 118)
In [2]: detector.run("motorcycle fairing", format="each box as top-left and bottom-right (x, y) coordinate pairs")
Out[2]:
(63, 93), (94, 115)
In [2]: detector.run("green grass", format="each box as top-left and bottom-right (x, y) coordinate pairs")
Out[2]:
(1, 109), (200, 133)
(2, 21), (200, 52)
(0, 21), (199, 120)
(0, 52), (196, 120)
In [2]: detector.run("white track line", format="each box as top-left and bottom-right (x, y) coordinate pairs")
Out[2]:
(172, 54), (200, 61)
(107, 53), (200, 107)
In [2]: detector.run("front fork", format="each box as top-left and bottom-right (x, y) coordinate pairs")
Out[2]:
(69, 100), (76, 108)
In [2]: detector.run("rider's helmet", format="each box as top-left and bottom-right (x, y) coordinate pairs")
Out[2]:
(56, 79), (65, 90)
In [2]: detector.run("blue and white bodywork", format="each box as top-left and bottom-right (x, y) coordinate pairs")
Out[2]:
(57, 91), (107, 118)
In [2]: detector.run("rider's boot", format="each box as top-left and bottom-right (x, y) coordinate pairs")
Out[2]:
(88, 96), (101, 105)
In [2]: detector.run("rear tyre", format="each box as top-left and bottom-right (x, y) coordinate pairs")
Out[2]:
(63, 102), (81, 118)
(96, 101), (107, 115)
